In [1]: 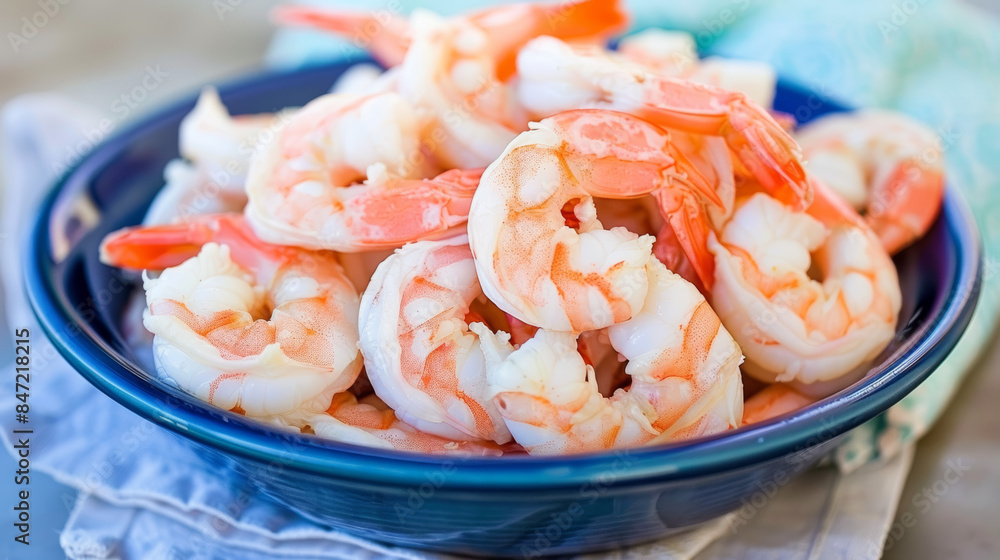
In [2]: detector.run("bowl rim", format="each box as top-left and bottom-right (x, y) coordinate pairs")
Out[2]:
(25, 61), (983, 491)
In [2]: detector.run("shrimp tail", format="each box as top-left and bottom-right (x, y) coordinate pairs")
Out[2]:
(544, 109), (721, 208)
(533, 0), (628, 39)
(100, 213), (266, 270)
(652, 222), (707, 295)
(637, 80), (812, 210)
(653, 189), (715, 292)
(101, 222), (215, 270)
(548, 108), (717, 298)
(867, 159), (944, 254)
(274, 0), (627, 81)
(486, 0), (629, 81)
(805, 174), (867, 228)
(432, 167), (486, 201)
(728, 102), (812, 210)
(344, 168), (484, 248)
(270, 6), (411, 67)
(795, 110), (945, 255)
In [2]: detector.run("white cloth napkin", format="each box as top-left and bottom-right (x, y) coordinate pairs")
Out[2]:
(1, 94), (912, 560)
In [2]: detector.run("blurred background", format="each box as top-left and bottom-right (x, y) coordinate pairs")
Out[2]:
(1, 0), (999, 558)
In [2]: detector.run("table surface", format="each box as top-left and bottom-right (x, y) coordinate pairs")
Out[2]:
(1, 1), (997, 559)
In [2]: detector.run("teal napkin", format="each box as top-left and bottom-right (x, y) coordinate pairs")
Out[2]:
(267, 0), (1000, 471)
(704, 0), (1000, 471)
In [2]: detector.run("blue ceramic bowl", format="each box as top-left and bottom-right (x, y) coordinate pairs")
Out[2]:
(25, 59), (981, 557)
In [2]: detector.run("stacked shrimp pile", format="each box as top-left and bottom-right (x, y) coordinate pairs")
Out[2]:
(99, 0), (945, 456)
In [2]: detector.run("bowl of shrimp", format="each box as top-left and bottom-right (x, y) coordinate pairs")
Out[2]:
(25, 1), (981, 557)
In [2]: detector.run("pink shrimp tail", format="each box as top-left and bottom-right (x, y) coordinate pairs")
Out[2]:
(99, 213), (268, 271)
(735, 113), (812, 210)
(271, 6), (411, 67)
(433, 167), (486, 214)
(638, 80), (812, 210)
(345, 167), (484, 248)
(769, 110), (798, 133)
(868, 160), (945, 254)
(544, 108), (719, 291)
(478, 0), (629, 81)
(653, 189), (716, 292)
(742, 384), (814, 425)
(274, 0), (627, 81)
(652, 223), (708, 295)
(805, 174), (867, 228)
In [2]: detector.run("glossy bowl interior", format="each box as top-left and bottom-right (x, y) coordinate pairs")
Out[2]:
(25, 59), (981, 557)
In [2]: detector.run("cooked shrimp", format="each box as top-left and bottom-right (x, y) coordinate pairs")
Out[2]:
(358, 235), (511, 444)
(618, 29), (777, 109)
(276, 0), (627, 168)
(505, 312), (626, 395)
(653, 222), (707, 293)
(473, 259), (744, 455)
(468, 108), (721, 332)
(272, 6), (409, 69)
(243, 91), (485, 252)
(143, 89), (289, 225)
(274, 0), (627, 80)
(516, 36), (809, 208)
(99, 214), (363, 422)
(742, 384), (815, 425)
(708, 181), (902, 396)
(596, 195), (711, 292)
(180, 87), (287, 188)
(304, 393), (506, 456)
(389, 10), (526, 168)
(143, 160), (248, 225)
(796, 110), (945, 254)
(328, 63), (393, 95)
